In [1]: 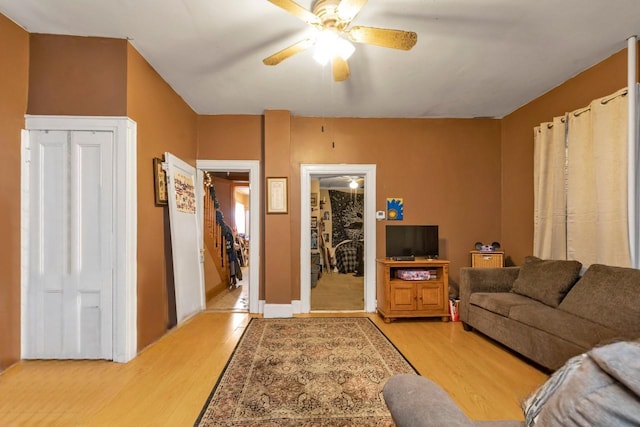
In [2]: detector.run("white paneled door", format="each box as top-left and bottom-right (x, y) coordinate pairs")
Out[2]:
(164, 152), (204, 324)
(26, 130), (114, 359)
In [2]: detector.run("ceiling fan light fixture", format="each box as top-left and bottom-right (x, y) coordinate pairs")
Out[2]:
(336, 37), (355, 60)
(313, 30), (355, 65)
(349, 179), (359, 189)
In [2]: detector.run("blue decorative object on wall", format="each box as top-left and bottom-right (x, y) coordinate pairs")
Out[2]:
(386, 198), (404, 221)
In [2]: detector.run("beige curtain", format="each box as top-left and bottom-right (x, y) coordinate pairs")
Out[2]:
(533, 115), (567, 259)
(566, 88), (630, 267)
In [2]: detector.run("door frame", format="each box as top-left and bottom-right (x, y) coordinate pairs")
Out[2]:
(300, 164), (377, 313)
(196, 160), (261, 313)
(21, 115), (137, 363)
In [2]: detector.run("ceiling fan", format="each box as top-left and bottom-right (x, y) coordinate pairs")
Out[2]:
(263, 0), (418, 81)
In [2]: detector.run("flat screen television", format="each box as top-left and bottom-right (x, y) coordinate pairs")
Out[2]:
(385, 225), (439, 259)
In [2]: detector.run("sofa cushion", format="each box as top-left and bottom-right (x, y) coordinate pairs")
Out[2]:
(559, 264), (640, 335)
(511, 256), (582, 307)
(509, 303), (620, 350)
(526, 340), (640, 426)
(469, 292), (535, 317)
(522, 353), (584, 427)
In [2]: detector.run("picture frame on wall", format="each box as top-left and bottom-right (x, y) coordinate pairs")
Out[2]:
(153, 157), (168, 206)
(267, 177), (288, 214)
(311, 216), (318, 228)
(311, 192), (318, 207)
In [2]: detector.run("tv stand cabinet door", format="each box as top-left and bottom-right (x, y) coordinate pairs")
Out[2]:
(389, 282), (417, 311)
(416, 282), (445, 312)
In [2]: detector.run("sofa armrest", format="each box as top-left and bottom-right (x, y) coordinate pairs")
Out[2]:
(383, 374), (474, 427)
(383, 374), (525, 427)
(459, 267), (520, 323)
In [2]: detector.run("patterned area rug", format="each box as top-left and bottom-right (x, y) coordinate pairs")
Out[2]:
(195, 317), (417, 426)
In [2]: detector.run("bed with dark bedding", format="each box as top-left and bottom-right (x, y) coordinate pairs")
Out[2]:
(334, 240), (364, 274)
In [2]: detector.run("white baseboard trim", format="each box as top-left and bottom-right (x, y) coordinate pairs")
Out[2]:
(291, 300), (302, 314)
(258, 300), (265, 314)
(263, 304), (294, 318)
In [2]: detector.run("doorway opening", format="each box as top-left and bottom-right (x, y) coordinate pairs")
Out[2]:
(196, 160), (260, 314)
(310, 175), (365, 310)
(300, 164), (376, 314)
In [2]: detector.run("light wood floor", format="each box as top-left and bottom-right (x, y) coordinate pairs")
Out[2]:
(311, 270), (364, 310)
(206, 267), (249, 311)
(0, 313), (548, 426)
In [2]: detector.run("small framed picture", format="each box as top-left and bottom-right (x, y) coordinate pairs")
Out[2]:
(153, 157), (168, 206)
(267, 177), (288, 214)
(311, 217), (318, 228)
(311, 192), (318, 207)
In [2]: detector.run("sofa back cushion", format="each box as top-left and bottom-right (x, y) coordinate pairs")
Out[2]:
(511, 256), (582, 307)
(559, 264), (640, 334)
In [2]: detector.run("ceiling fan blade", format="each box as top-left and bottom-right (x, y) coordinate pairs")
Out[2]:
(263, 38), (315, 66)
(332, 57), (350, 82)
(267, 0), (321, 25)
(336, 0), (368, 23)
(348, 26), (417, 50)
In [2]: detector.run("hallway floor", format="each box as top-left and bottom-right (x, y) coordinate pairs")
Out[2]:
(206, 267), (248, 311)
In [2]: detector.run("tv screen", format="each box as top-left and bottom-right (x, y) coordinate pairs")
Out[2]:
(385, 225), (439, 259)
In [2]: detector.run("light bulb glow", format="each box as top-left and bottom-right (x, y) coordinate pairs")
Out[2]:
(349, 180), (359, 189)
(313, 31), (355, 65)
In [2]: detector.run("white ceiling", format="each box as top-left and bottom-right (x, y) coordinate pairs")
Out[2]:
(1, 0), (639, 118)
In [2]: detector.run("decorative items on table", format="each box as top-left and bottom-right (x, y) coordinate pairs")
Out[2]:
(474, 241), (501, 252)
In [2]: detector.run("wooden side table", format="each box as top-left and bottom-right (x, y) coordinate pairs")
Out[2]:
(470, 251), (504, 268)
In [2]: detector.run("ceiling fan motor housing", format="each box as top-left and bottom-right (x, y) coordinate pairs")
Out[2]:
(313, 0), (344, 29)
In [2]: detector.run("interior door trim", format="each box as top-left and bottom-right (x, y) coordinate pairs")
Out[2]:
(300, 164), (377, 313)
(22, 115), (137, 363)
(196, 159), (261, 313)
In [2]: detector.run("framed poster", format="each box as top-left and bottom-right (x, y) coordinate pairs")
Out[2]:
(267, 177), (288, 214)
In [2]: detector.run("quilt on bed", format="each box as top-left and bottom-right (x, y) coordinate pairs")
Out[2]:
(335, 241), (362, 274)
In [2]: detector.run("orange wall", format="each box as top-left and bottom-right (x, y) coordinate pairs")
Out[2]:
(501, 45), (638, 265)
(197, 115), (263, 160)
(28, 34), (127, 115)
(126, 45), (198, 351)
(0, 14), (29, 372)
(12, 32), (199, 356)
(3, 17), (637, 370)
(290, 117), (502, 295)
(264, 111), (294, 304)
(198, 115), (502, 300)
(211, 177), (234, 229)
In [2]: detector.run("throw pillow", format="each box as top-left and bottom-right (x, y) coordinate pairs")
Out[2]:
(527, 341), (640, 426)
(522, 353), (585, 427)
(511, 256), (582, 307)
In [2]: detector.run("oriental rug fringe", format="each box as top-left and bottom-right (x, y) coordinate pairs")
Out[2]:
(195, 317), (417, 426)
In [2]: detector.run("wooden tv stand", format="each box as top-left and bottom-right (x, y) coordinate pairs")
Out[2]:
(376, 258), (450, 323)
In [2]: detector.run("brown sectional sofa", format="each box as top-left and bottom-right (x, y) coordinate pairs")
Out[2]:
(459, 257), (640, 370)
